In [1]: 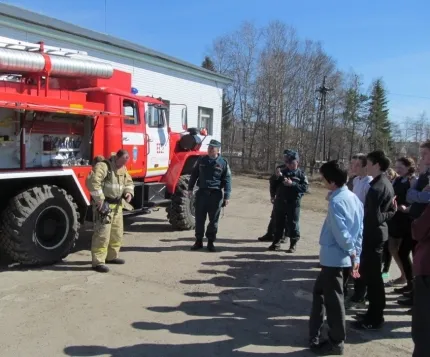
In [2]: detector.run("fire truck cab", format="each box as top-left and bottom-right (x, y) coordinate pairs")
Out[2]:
(0, 37), (207, 265)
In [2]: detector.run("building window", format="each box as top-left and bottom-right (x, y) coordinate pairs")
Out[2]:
(123, 100), (139, 125)
(146, 105), (165, 128)
(198, 107), (213, 135)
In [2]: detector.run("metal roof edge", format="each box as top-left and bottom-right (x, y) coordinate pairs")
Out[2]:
(0, 3), (233, 85)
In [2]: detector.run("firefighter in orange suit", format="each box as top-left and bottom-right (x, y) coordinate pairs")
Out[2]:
(86, 149), (134, 273)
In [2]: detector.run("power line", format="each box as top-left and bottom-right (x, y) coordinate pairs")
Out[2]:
(387, 92), (430, 101)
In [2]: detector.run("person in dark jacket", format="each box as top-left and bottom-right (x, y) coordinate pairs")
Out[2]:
(400, 157), (430, 310)
(257, 159), (288, 242)
(188, 139), (232, 252)
(352, 150), (396, 330)
(268, 150), (308, 253)
(385, 157), (416, 291)
(410, 141), (430, 357)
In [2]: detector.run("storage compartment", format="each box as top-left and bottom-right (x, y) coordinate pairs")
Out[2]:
(0, 107), (93, 169)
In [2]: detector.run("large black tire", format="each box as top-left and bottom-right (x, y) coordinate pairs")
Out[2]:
(166, 175), (196, 231)
(0, 185), (80, 265)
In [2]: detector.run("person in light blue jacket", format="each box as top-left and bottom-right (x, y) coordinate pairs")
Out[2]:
(309, 160), (363, 356)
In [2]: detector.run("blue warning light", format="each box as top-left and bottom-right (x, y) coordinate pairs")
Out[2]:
(131, 87), (139, 95)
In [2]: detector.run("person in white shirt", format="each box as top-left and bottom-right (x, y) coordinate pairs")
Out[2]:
(352, 154), (373, 204)
(345, 153), (372, 310)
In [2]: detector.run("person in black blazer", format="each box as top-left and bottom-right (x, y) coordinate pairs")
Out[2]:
(353, 150), (397, 330)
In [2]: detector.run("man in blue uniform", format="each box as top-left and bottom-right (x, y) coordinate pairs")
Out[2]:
(188, 139), (232, 252)
(268, 149), (308, 253)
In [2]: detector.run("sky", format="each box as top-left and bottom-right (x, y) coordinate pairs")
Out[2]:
(2, 0), (430, 124)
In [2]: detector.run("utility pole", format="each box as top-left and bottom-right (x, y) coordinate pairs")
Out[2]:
(310, 76), (333, 175)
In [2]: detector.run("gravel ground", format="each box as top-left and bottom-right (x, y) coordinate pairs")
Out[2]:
(0, 175), (412, 356)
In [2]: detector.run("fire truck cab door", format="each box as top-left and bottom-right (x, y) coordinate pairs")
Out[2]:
(121, 99), (147, 176)
(145, 103), (169, 177)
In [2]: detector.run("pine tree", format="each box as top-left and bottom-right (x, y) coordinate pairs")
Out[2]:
(367, 79), (392, 152)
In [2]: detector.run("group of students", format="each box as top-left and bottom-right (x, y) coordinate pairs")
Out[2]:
(309, 144), (430, 356)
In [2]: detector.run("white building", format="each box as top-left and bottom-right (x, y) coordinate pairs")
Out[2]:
(0, 3), (231, 143)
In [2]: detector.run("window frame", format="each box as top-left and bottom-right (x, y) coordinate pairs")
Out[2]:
(146, 104), (166, 128)
(123, 99), (140, 126)
(198, 106), (214, 135)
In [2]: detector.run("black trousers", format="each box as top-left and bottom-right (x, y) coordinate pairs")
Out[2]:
(273, 199), (301, 246)
(342, 267), (351, 297)
(398, 236), (417, 285)
(412, 276), (430, 357)
(382, 240), (392, 273)
(194, 189), (223, 242)
(360, 249), (385, 323)
(309, 266), (346, 344)
(265, 206), (287, 238)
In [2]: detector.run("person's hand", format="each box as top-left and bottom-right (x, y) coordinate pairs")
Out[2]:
(275, 168), (282, 177)
(188, 190), (193, 198)
(351, 262), (360, 279)
(392, 196), (398, 211)
(283, 177), (293, 186)
(96, 200), (104, 211)
(398, 204), (407, 212)
(423, 185), (430, 192)
(270, 197), (275, 204)
(125, 193), (132, 203)
(223, 199), (229, 207)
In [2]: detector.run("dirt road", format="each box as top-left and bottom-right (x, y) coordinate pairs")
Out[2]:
(0, 175), (412, 356)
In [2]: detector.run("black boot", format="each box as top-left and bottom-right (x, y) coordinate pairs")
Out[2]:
(106, 258), (125, 264)
(191, 240), (203, 251)
(92, 264), (109, 273)
(286, 241), (297, 253)
(258, 234), (273, 242)
(207, 241), (216, 252)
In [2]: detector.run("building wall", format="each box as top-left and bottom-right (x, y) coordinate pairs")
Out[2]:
(0, 20), (223, 144)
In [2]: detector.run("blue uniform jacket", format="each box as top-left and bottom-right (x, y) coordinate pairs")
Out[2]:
(271, 167), (308, 202)
(188, 155), (232, 200)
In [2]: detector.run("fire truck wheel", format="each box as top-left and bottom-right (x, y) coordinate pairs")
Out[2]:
(0, 185), (80, 266)
(166, 174), (196, 231)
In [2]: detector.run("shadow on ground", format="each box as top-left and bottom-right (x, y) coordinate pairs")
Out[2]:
(0, 215), (170, 270)
(63, 246), (412, 356)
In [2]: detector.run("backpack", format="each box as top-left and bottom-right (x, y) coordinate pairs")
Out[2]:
(85, 159), (112, 192)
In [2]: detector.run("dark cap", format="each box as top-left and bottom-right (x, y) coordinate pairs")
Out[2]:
(283, 149), (299, 162)
(208, 139), (221, 148)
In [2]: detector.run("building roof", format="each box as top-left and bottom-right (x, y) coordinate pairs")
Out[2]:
(0, 3), (232, 85)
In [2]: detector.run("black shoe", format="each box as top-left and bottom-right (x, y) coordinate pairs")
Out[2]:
(207, 242), (216, 252)
(397, 297), (413, 306)
(309, 337), (320, 349)
(106, 258), (125, 264)
(286, 243), (296, 253)
(394, 285), (412, 294)
(403, 290), (413, 298)
(310, 340), (344, 355)
(352, 318), (384, 330)
(353, 312), (367, 321)
(191, 241), (203, 251)
(280, 237), (286, 243)
(92, 264), (109, 273)
(258, 234), (273, 242)
(268, 244), (281, 251)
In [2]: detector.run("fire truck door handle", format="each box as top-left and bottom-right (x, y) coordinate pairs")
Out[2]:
(145, 134), (151, 154)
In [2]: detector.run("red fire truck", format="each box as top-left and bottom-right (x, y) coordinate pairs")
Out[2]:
(0, 37), (208, 265)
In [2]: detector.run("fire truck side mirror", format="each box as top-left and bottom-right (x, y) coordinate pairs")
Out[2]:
(181, 108), (188, 130)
